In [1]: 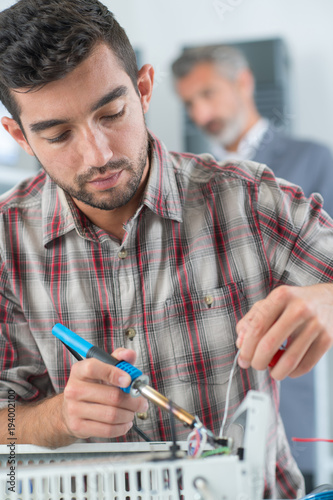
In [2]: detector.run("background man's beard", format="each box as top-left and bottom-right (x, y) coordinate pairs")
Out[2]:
(207, 108), (248, 148)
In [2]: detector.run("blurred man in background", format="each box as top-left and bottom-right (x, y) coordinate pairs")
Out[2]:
(172, 44), (333, 215)
(172, 43), (333, 490)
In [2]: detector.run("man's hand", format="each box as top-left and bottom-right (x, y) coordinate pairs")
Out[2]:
(236, 283), (333, 380)
(62, 347), (148, 440)
(0, 347), (148, 447)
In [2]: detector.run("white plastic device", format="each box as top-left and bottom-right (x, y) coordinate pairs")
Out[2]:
(0, 390), (270, 500)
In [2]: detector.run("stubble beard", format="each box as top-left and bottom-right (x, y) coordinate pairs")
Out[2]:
(37, 130), (150, 211)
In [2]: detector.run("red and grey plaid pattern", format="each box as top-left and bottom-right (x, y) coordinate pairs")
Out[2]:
(1, 133), (333, 498)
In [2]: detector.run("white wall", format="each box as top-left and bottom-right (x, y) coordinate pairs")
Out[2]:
(0, 0), (39, 182)
(1, 1), (333, 157)
(103, 0), (333, 153)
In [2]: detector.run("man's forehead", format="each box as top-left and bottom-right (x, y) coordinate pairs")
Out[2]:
(13, 44), (133, 125)
(177, 64), (219, 98)
(188, 61), (222, 78)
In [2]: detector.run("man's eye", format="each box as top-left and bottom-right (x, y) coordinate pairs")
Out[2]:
(47, 131), (70, 144)
(103, 108), (125, 121)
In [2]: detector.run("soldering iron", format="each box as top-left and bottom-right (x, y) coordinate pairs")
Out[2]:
(52, 323), (221, 444)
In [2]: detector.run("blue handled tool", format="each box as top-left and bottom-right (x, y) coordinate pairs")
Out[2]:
(52, 323), (233, 449)
(52, 323), (196, 429)
(52, 323), (149, 395)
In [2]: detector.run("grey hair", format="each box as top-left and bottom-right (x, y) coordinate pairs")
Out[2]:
(171, 44), (249, 81)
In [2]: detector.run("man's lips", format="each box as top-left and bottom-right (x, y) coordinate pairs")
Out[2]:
(204, 121), (223, 134)
(88, 170), (123, 189)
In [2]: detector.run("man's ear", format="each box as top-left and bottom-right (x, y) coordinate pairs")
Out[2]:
(1, 116), (35, 156)
(137, 64), (154, 113)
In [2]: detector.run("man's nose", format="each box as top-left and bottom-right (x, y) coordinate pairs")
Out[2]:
(81, 127), (113, 167)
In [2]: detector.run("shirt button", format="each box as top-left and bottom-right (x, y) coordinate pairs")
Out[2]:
(125, 328), (136, 340)
(118, 249), (128, 259)
(204, 295), (214, 306)
(137, 412), (148, 420)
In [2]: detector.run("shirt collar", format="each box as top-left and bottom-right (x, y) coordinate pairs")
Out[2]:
(142, 132), (182, 222)
(42, 132), (182, 246)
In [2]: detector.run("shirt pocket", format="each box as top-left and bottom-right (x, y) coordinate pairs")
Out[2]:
(166, 281), (247, 385)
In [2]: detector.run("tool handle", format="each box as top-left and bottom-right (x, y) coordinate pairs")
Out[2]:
(86, 345), (119, 366)
(268, 347), (286, 368)
(86, 346), (146, 394)
(52, 323), (93, 358)
(52, 323), (148, 395)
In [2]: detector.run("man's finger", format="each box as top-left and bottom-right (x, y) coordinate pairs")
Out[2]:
(65, 400), (142, 426)
(66, 413), (134, 440)
(70, 357), (132, 388)
(269, 318), (320, 379)
(249, 308), (310, 371)
(112, 347), (137, 366)
(287, 329), (332, 378)
(236, 290), (288, 368)
(237, 286), (315, 370)
(64, 378), (148, 411)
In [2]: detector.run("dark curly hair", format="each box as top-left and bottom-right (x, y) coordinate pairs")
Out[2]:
(0, 0), (138, 127)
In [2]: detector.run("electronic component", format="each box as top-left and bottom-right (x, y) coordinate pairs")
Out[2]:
(0, 390), (271, 500)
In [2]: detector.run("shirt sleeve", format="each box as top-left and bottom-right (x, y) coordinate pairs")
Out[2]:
(255, 164), (333, 287)
(0, 254), (52, 403)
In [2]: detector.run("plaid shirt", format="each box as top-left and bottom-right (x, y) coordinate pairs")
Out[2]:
(1, 133), (333, 498)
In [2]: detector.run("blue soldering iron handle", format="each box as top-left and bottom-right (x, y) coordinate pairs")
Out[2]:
(85, 345), (146, 394)
(52, 323), (148, 395)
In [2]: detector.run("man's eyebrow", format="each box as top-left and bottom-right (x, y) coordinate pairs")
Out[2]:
(91, 85), (128, 112)
(29, 86), (129, 134)
(29, 119), (69, 134)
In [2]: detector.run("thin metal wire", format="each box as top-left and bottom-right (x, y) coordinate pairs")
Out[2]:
(219, 350), (241, 438)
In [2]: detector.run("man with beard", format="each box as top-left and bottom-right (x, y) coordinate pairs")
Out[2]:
(172, 44), (333, 216)
(172, 44), (333, 490)
(1, 2), (333, 498)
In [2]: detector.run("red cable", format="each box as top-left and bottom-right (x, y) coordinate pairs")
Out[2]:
(292, 438), (333, 443)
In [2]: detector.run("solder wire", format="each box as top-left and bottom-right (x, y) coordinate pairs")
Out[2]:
(219, 349), (241, 438)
